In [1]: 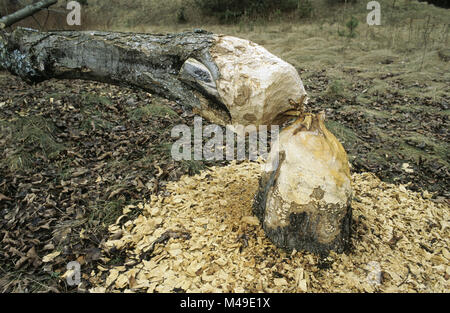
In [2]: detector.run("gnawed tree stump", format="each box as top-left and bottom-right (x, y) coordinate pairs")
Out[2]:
(253, 113), (353, 256)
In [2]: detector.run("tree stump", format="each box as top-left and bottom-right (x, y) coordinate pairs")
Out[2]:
(254, 113), (353, 256)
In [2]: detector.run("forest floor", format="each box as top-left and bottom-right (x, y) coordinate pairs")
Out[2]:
(0, 0), (449, 293)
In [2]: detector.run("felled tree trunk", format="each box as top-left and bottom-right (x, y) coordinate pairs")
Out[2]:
(0, 27), (307, 127)
(253, 113), (353, 256)
(0, 26), (353, 256)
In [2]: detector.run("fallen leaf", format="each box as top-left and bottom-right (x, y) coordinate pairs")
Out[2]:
(0, 193), (12, 201)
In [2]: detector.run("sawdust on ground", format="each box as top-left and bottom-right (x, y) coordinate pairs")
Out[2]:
(87, 161), (449, 293)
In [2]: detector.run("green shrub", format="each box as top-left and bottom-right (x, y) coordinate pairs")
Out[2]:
(418, 0), (450, 8)
(338, 16), (359, 38)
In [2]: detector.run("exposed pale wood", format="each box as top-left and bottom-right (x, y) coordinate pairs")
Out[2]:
(0, 27), (223, 116)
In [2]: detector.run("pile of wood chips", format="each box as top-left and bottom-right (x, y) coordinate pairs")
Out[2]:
(88, 161), (449, 293)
